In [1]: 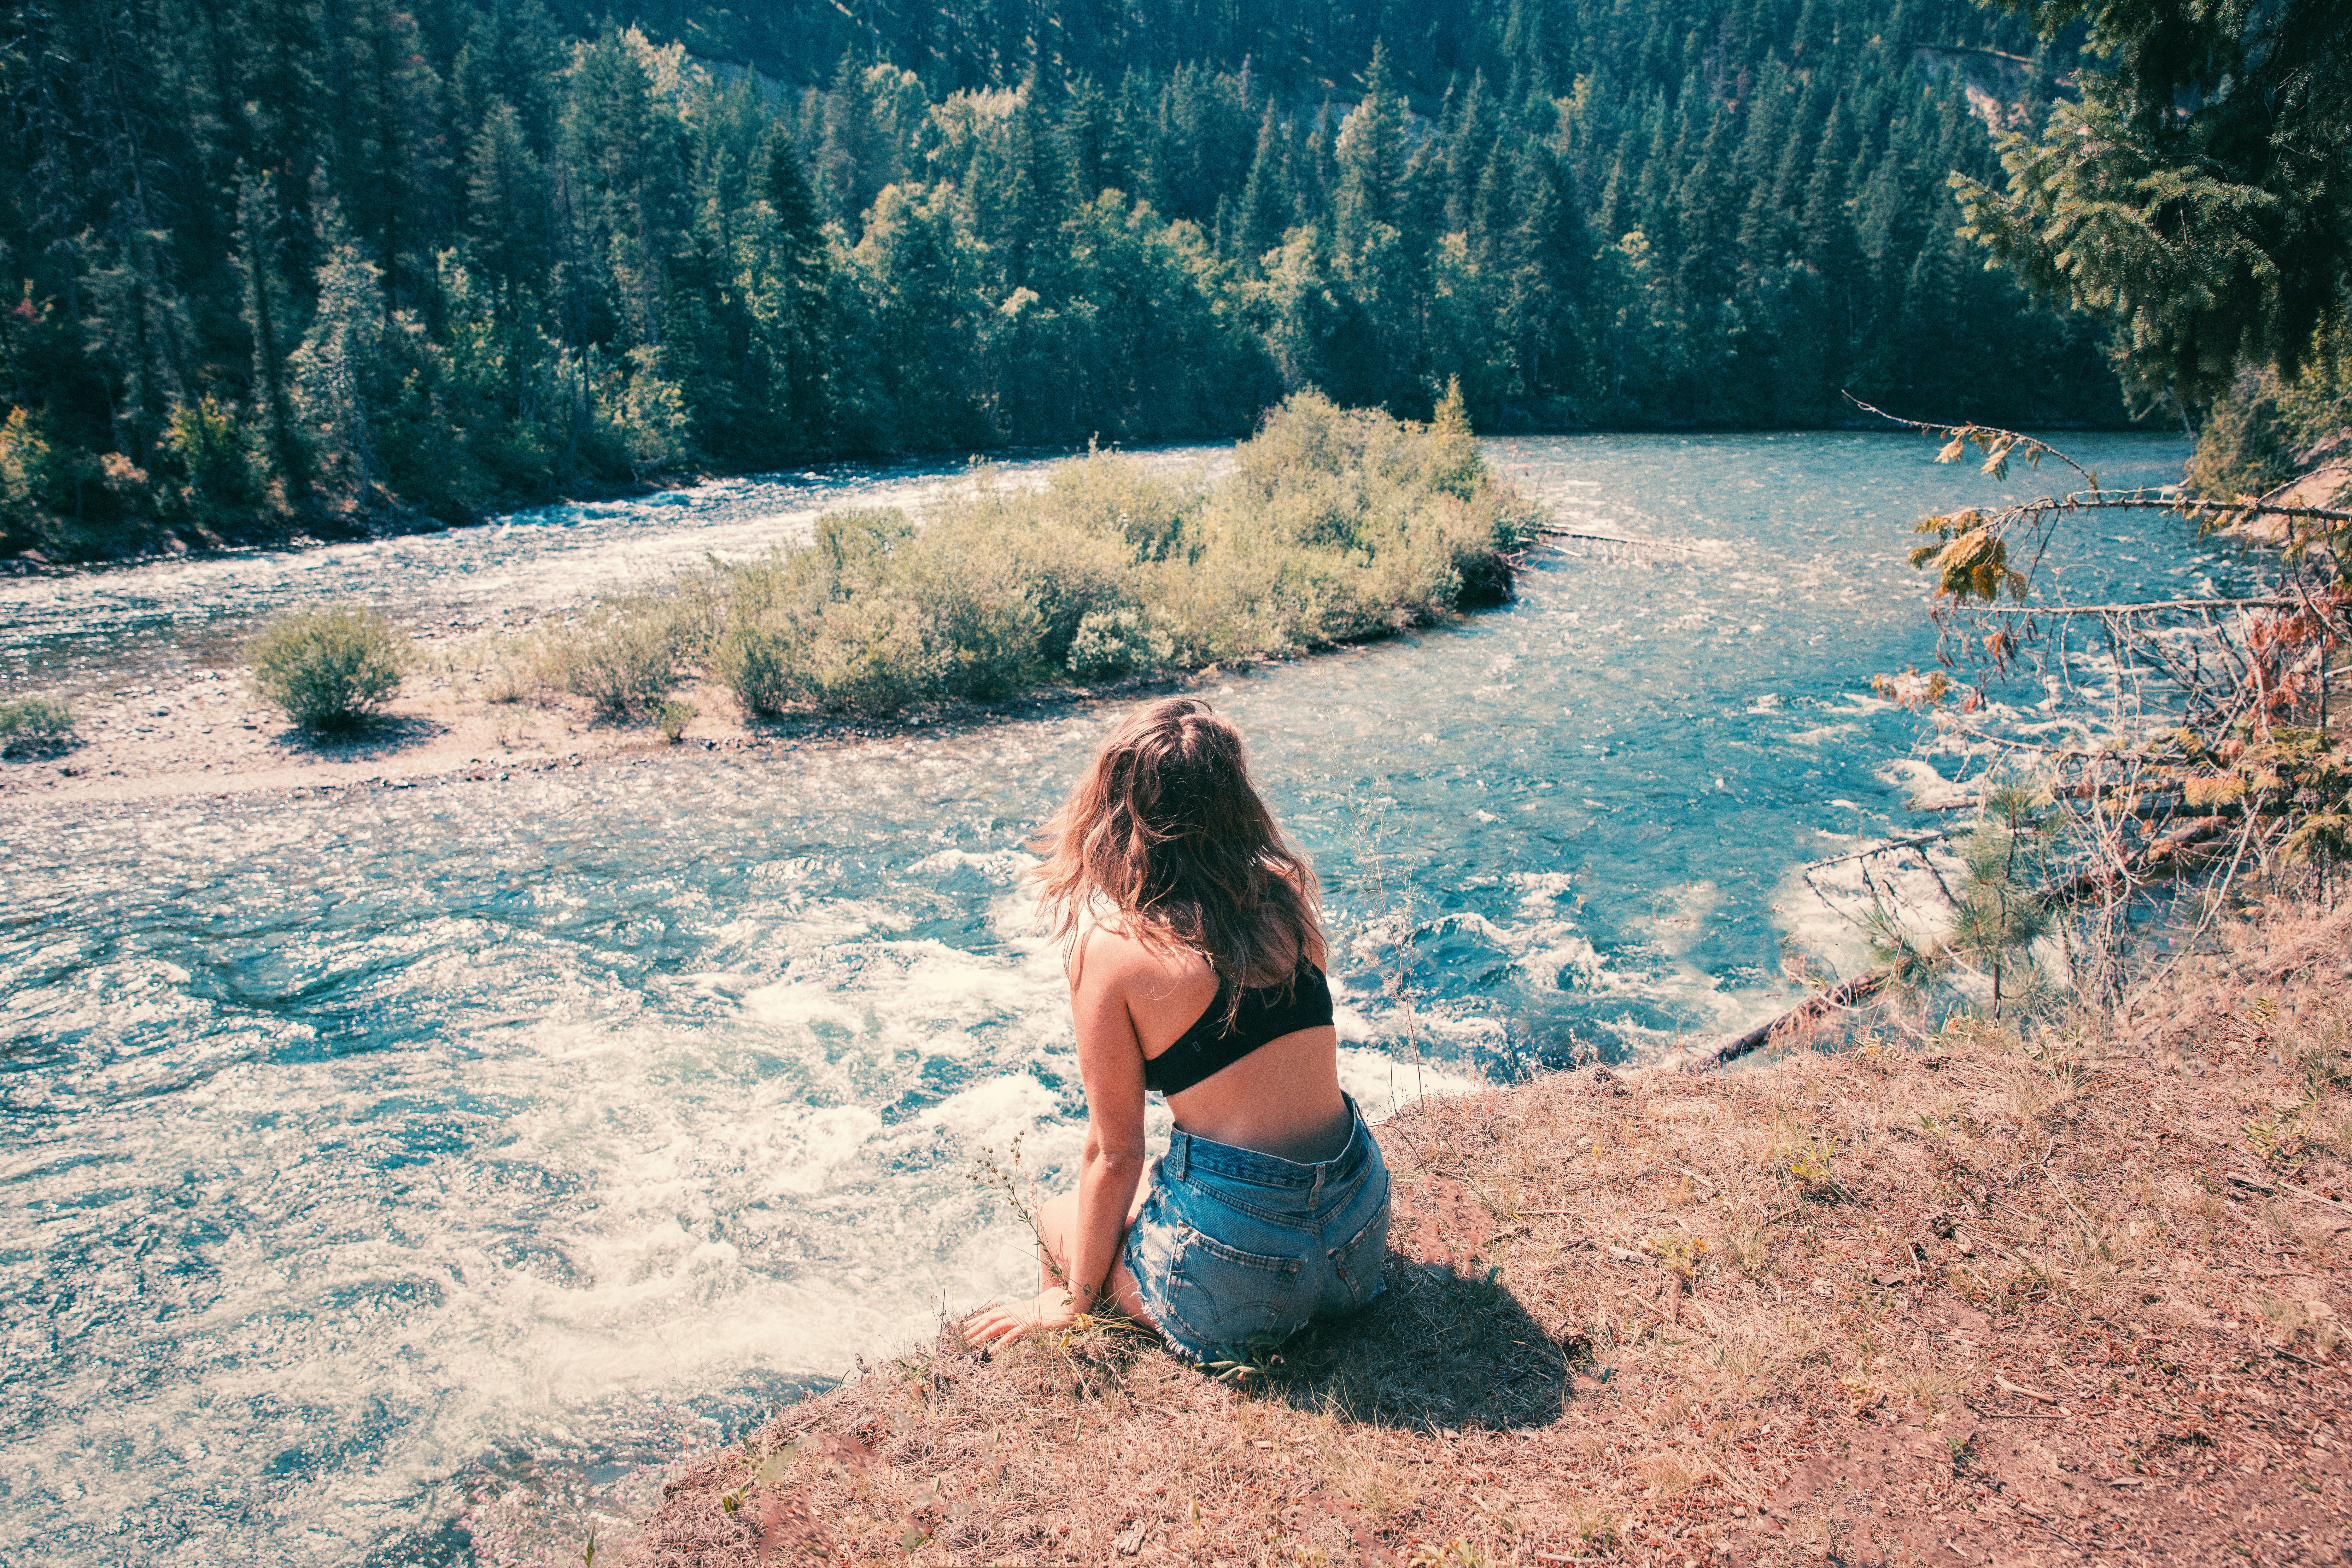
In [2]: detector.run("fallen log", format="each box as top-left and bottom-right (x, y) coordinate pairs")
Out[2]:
(1695, 815), (2235, 1071)
(1697, 967), (1897, 1071)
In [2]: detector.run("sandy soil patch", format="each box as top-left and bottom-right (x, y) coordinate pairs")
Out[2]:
(0, 662), (878, 808)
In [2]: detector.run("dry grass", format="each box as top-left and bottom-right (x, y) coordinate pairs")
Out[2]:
(624, 907), (2352, 1566)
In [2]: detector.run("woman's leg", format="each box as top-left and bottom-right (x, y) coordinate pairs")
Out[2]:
(1034, 1187), (1157, 1329)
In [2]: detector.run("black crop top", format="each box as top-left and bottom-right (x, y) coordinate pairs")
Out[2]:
(1140, 963), (1335, 1096)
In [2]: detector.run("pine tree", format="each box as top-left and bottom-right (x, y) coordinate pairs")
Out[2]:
(1234, 106), (1295, 267)
(815, 49), (884, 226)
(1061, 75), (1113, 202)
(290, 204), (390, 509)
(466, 101), (551, 297)
(235, 169), (307, 495)
(1334, 43), (1409, 253)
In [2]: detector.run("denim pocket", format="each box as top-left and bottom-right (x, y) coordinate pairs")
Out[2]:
(1324, 1195), (1391, 1314)
(1161, 1224), (1302, 1352)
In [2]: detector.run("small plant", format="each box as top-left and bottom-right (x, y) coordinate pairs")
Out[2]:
(0, 694), (76, 756)
(1567, 1501), (1620, 1553)
(657, 700), (696, 743)
(1784, 1138), (1840, 1198)
(1644, 1231), (1710, 1282)
(2287, 1037), (2349, 1100)
(1202, 1336), (1288, 1384)
(245, 602), (408, 731)
(2243, 1108), (2304, 1170)
(719, 1440), (799, 1516)
(1447, 1260), (1508, 1309)
(969, 1133), (1066, 1288)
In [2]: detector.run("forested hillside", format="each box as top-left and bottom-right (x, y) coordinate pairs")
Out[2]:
(0, 0), (2129, 560)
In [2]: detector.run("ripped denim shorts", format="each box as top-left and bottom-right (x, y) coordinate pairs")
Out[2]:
(1122, 1093), (1391, 1364)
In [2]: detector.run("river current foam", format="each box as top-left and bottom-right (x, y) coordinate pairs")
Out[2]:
(0, 431), (2200, 1562)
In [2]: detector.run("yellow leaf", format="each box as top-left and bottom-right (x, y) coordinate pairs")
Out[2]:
(2181, 772), (2247, 808)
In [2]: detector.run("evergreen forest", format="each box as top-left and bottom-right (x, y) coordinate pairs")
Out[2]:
(1, 0), (2136, 560)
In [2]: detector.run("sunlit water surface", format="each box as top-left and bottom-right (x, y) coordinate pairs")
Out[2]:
(2, 431), (2206, 1564)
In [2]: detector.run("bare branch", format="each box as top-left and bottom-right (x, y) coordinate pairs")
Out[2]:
(1800, 832), (1952, 872)
(1843, 391), (2097, 487)
(1702, 812), (2240, 1070)
(1990, 597), (2294, 616)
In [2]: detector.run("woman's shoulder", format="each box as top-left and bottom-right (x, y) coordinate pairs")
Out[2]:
(1069, 919), (1212, 993)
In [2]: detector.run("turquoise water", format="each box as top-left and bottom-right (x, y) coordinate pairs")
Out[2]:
(0, 431), (2205, 1563)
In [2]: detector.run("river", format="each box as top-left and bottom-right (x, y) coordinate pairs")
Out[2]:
(0, 429), (2205, 1564)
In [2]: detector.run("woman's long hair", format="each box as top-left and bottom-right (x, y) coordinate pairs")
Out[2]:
(1035, 697), (1323, 996)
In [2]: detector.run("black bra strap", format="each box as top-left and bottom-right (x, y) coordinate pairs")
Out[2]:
(1141, 964), (1333, 1096)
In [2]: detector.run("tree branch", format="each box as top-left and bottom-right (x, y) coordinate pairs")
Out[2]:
(1696, 815), (2234, 1071)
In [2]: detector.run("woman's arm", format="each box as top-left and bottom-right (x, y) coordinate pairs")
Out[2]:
(961, 934), (1151, 1344)
(1058, 941), (1150, 1308)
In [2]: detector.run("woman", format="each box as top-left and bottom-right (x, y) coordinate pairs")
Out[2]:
(961, 697), (1391, 1362)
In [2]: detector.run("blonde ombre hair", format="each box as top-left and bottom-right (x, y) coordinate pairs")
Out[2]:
(1035, 697), (1324, 992)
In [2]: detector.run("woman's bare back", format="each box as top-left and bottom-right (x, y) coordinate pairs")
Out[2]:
(1077, 925), (1351, 1163)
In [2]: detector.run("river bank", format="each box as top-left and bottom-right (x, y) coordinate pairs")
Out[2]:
(0, 651), (1195, 808)
(616, 905), (2352, 1568)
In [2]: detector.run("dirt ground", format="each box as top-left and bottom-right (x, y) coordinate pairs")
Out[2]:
(0, 639), (1200, 808)
(619, 909), (2352, 1568)
(0, 655), (950, 807)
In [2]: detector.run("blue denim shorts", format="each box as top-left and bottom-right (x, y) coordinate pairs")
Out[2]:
(1122, 1094), (1391, 1363)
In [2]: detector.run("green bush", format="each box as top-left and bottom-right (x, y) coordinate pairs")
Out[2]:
(647, 390), (1538, 720)
(2185, 320), (2352, 502)
(1067, 607), (1170, 677)
(246, 603), (409, 730)
(537, 605), (688, 716)
(0, 695), (77, 756)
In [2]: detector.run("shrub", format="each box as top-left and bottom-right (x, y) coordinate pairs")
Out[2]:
(0, 695), (76, 756)
(246, 603), (409, 730)
(679, 392), (1538, 720)
(1067, 607), (1170, 677)
(533, 578), (718, 717)
(657, 700), (696, 743)
(537, 608), (686, 716)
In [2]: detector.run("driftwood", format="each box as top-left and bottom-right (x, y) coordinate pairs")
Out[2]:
(1533, 525), (1704, 555)
(1698, 968), (1897, 1071)
(1695, 816), (2236, 1072)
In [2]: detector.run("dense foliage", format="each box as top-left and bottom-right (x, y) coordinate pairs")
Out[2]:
(2, 0), (2131, 561)
(531, 388), (1541, 718)
(2182, 334), (2352, 502)
(1954, 0), (2352, 409)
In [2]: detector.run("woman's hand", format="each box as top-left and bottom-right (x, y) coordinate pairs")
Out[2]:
(960, 1287), (1082, 1349)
